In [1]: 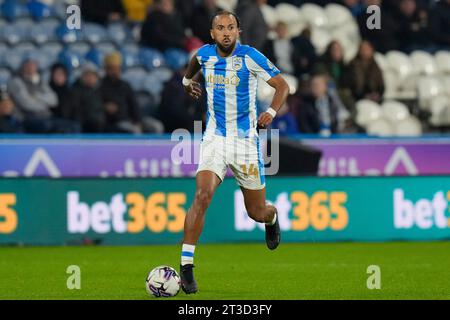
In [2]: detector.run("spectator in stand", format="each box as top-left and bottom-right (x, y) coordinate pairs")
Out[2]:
(140, 0), (187, 51)
(296, 74), (351, 135)
(357, 0), (399, 53)
(191, 0), (221, 44)
(80, 0), (125, 25)
(346, 40), (384, 103)
(0, 89), (22, 133)
(264, 22), (316, 78)
(270, 101), (299, 136)
(394, 0), (432, 53)
(315, 41), (347, 88)
(236, 0), (268, 52)
(159, 64), (206, 133)
(49, 63), (71, 119)
(100, 53), (142, 133)
(8, 58), (79, 133)
(175, 0), (197, 28)
(122, 0), (153, 24)
(314, 41), (356, 114)
(429, 0), (450, 50)
(69, 63), (105, 133)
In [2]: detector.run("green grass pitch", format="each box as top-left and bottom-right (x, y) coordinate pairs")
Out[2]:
(1, 241), (449, 300)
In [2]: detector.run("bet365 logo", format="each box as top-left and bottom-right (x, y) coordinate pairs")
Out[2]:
(235, 190), (349, 232)
(67, 191), (186, 234)
(394, 189), (450, 229)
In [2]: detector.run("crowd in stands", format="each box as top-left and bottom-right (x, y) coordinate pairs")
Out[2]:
(0, 0), (449, 136)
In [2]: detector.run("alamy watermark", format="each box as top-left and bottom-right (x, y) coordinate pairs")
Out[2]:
(366, 265), (381, 290)
(66, 265), (81, 290)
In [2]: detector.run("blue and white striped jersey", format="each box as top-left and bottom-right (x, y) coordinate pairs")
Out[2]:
(196, 42), (280, 138)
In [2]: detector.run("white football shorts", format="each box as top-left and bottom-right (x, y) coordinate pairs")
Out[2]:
(197, 134), (265, 190)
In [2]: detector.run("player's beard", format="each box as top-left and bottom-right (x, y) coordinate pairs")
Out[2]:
(216, 39), (236, 55)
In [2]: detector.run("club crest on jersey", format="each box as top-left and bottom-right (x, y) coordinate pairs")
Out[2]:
(232, 57), (243, 71)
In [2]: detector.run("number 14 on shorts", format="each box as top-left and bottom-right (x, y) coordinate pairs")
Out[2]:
(239, 164), (259, 177)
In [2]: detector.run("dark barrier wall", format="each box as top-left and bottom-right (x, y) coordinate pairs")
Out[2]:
(1, 176), (450, 245)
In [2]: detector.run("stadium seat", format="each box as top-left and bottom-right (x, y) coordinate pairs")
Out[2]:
(410, 50), (438, 75)
(122, 67), (148, 90)
(107, 23), (132, 45)
(381, 100), (410, 122)
(374, 52), (387, 71)
(260, 4), (278, 29)
(429, 95), (450, 126)
(299, 3), (327, 29)
(366, 117), (395, 137)
(67, 41), (92, 57)
(56, 23), (82, 43)
(149, 67), (173, 83)
(216, 0), (238, 12)
(1, 0), (29, 22)
(275, 3), (304, 37)
(29, 19), (59, 44)
(143, 73), (164, 97)
(27, 0), (54, 21)
(310, 28), (331, 55)
(443, 76), (450, 97)
(324, 3), (353, 28)
(355, 99), (381, 128)
(395, 116), (422, 136)
(41, 42), (64, 62)
(84, 48), (106, 68)
(82, 23), (109, 45)
(164, 48), (189, 70)
(0, 23), (28, 45)
(385, 51), (413, 79)
(257, 77), (275, 105)
(418, 76), (444, 110)
(331, 24), (359, 62)
(3, 47), (27, 71)
(58, 49), (84, 72)
(95, 42), (117, 56)
(121, 48), (141, 69)
(0, 68), (11, 87)
(139, 48), (165, 71)
(434, 51), (450, 74)
(382, 69), (400, 99)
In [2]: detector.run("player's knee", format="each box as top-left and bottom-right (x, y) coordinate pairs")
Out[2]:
(194, 188), (214, 211)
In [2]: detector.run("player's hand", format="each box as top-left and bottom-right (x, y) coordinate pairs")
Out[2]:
(257, 112), (274, 128)
(183, 81), (202, 100)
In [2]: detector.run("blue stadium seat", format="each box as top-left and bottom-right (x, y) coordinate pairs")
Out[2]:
(40, 42), (63, 62)
(149, 67), (174, 83)
(122, 68), (148, 91)
(143, 72), (164, 97)
(27, 49), (55, 70)
(84, 48), (106, 68)
(27, 0), (54, 21)
(121, 48), (141, 69)
(0, 68), (11, 87)
(139, 47), (166, 71)
(82, 22), (109, 44)
(29, 19), (59, 44)
(67, 41), (92, 57)
(107, 22), (132, 45)
(58, 49), (84, 72)
(0, 23), (28, 45)
(164, 48), (189, 70)
(56, 23), (82, 43)
(3, 47), (26, 71)
(1, 0), (29, 22)
(95, 42), (117, 56)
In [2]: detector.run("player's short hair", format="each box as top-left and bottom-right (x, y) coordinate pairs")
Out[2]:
(210, 10), (241, 29)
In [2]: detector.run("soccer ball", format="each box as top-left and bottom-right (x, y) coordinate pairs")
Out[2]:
(145, 265), (181, 297)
